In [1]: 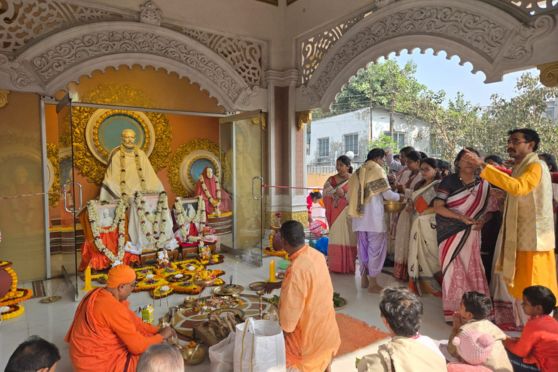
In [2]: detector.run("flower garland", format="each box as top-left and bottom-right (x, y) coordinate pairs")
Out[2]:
(87, 199), (128, 264)
(134, 191), (170, 249)
(200, 173), (221, 210)
(119, 145), (147, 196)
(174, 196), (206, 241)
(0, 304), (24, 321)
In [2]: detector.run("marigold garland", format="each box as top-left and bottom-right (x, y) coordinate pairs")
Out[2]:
(134, 191), (172, 249)
(0, 288), (33, 306)
(200, 173), (222, 210)
(119, 145), (147, 196)
(0, 304), (24, 320)
(174, 196), (206, 242)
(87, 199), (128, 265)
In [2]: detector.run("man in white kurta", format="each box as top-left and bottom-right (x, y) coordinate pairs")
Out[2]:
(100, 129), (164, 201)
(348, 149), (401, 293)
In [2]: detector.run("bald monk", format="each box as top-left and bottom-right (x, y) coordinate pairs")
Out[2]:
(65, 265), (175, 371)
(270, 220), (341, 371)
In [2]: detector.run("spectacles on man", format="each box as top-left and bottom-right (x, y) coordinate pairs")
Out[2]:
(507, 139), (529, 145)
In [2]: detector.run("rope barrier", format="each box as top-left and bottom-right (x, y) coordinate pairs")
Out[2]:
(262, 184), (322, 191)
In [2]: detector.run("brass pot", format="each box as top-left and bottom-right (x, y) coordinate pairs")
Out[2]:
(384, 200), (405, 213)
(181, 344), (207, 365)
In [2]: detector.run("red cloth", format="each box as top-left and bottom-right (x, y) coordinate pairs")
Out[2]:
(80, 231), (139, 271)
(65, 288), (163, 371)
(504, 315), (558, 372)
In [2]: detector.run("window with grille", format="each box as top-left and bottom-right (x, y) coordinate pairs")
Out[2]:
(318, 137), (329, 157)
(343, 133), (359, 155)
(384, 131), (406, 149)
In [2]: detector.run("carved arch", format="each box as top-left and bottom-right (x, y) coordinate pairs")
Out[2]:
(5, 21), (261, 111)
(298, 0), (556, 110)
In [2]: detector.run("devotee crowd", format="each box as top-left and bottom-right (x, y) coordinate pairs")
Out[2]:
(4, 128), (558, 371)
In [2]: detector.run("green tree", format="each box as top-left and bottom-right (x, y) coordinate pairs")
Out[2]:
(316, 60), (426, 124)
(481, 73), (558, 157)
(369, 134), (398, 150)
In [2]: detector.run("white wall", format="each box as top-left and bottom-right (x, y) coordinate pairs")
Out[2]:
(308, 107), (431, 166)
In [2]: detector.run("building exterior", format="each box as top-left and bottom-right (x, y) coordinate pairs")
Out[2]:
(307, 107), (431, 183)
(545, 98), (558, 122)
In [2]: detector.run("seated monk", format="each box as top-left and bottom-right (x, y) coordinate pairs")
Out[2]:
(65, 265), (176, 371)
(195, 167), (231, 217)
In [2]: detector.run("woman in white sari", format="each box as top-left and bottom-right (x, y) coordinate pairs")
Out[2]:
(407, 158), (442, 296)
(393, 151), (423, 281)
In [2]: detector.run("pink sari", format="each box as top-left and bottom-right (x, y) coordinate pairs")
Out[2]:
(323, 175), (357, 273)
(436, 175), (490, 321)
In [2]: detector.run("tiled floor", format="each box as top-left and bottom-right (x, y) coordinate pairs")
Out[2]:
(0, 255), (451, 371)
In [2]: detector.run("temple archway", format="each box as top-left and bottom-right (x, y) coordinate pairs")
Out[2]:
(296, 0), (558, 110)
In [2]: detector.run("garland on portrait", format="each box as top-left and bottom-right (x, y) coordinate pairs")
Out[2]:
(134, 191), (172, 249)
(174, 196), (207, 242)
(87, 199), (128, 265)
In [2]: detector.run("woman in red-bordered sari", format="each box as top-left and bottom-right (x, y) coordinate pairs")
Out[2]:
(433, 148), (490, 322)
(324, 155), (357, 273)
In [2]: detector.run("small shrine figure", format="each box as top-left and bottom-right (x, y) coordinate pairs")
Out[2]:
(156, 248), (170, 268)
(195, 167), (231, 217)
(198, 241), (211, 262)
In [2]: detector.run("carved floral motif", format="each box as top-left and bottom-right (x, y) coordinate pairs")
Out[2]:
(30, 31), (243, 101)
(311, 6), (508, 97)
(176, 27), (263, 86)
(139, 0), (162, 26)
(0, 0), (125, 56)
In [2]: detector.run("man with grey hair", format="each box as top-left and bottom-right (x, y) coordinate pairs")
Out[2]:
(137, 344), (184, 372)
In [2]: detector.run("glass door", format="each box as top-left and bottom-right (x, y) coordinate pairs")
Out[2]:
(219, 112), (265, 265)
(49, 95), (81, 299)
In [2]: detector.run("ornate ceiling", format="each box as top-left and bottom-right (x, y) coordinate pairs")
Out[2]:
(0, 0), (557, 111)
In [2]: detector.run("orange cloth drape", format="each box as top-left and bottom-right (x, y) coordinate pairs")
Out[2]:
(65, 288), (163, 372)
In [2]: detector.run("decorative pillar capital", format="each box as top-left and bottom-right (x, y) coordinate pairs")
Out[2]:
(538, 61), (558, 87)
(265, 69), (299, 87)
(0, 90), (10, 108)
(296, 110), (312, 131)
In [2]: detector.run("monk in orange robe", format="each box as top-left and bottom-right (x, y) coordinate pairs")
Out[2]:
(276, 221), (341, 371)
(65, 265), (175, 371)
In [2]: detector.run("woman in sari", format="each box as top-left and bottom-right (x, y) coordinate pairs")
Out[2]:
(433, 148), (491, 322)
(393, 150), (423, 281)
(407, 158), (442, 296)
(324, 155), (357, 273)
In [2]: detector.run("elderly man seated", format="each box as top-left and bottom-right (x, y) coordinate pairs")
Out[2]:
(357, 287), (446, 372)
(65, 265), (175, 371)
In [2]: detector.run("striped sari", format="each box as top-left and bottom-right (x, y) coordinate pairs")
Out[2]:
(323, 175), (357, 273)
(435, 175), (490, 321)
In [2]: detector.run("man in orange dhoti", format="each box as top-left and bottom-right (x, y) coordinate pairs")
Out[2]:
(65, 265), (175, 371)
(277, 220), (341, 371)
(463, 129), (558, 326)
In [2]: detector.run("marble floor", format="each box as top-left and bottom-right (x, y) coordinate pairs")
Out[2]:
(0, 255), (451, 371)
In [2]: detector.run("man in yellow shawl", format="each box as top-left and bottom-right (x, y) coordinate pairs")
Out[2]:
(348, 148), (402, 293)
(463, 129), (558, 307)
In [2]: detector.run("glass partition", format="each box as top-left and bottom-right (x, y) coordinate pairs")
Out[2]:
(0, 93), (46, 280)
(219, 112), (265, 265)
